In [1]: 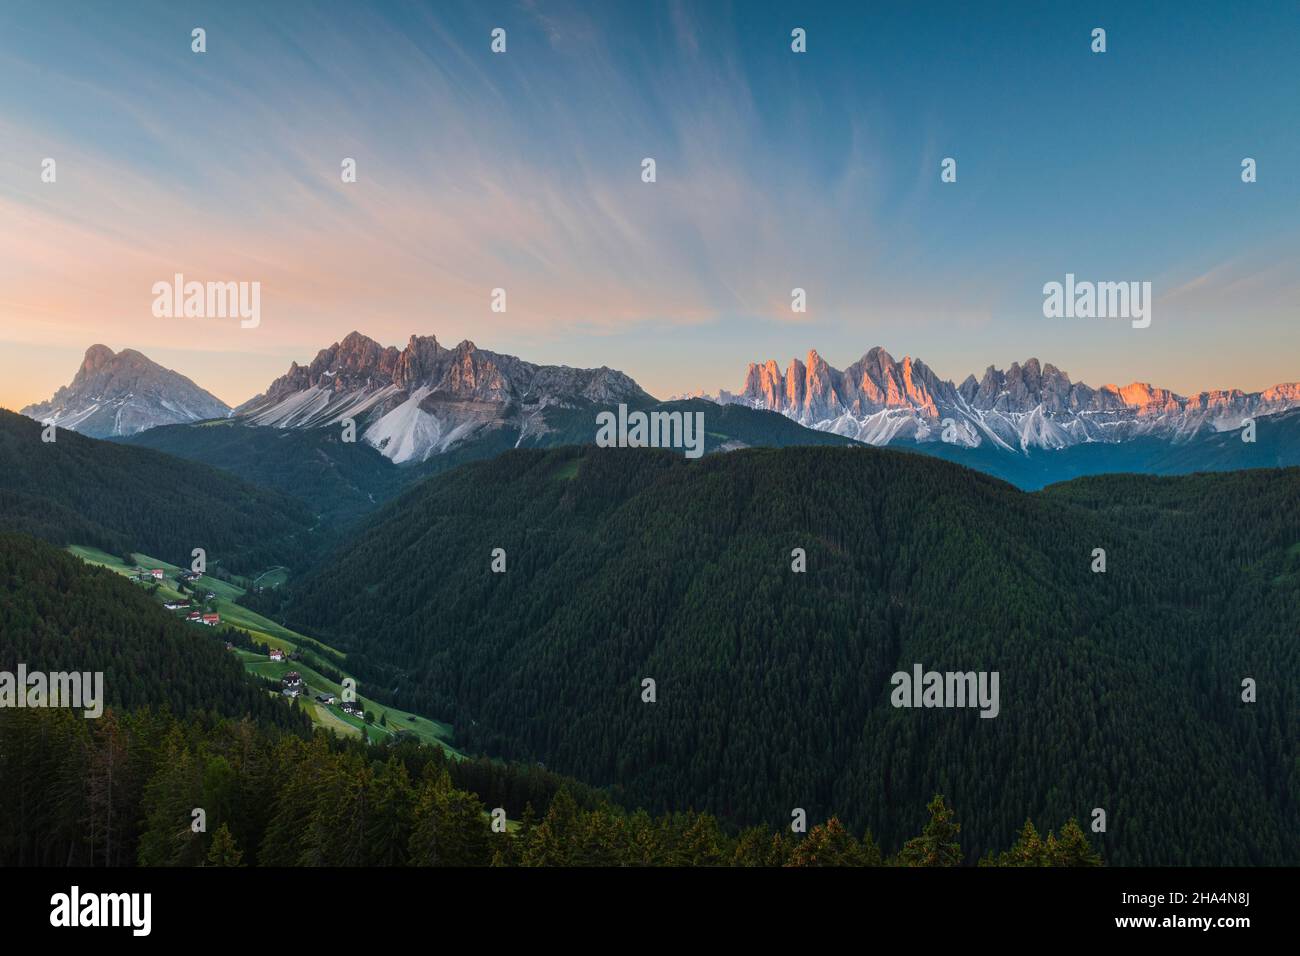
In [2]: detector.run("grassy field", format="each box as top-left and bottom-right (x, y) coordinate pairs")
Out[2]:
(68, 544), (461, 756)
(243, 658), (460, 753)
(252, 567), (290, 590)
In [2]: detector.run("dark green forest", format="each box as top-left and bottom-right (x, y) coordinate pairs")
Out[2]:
(0, 528), (1096, 868)
(0, 533), (308, 731)
(0, 705), (1100, 868)
(283, 445), (1299, 865)
(119, 400), (854, 531)
(119, 420), (417, 529)
(0, 409), (316, 572)
(2, 415), (1293, 867)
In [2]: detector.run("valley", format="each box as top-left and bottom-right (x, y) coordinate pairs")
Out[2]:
(64, 545), (461, 754)
(282, 444), (1300, 865)
(4, 0), (1296, 891)
(3, 342), (1298, 869)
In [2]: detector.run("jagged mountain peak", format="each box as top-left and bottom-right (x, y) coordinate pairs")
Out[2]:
(236, 331), (653, 464)
(725, 345), (1300, 453)
(859, 345), (897, 367)
(80, 343), (116, 371)
(21, 346), (230, 438)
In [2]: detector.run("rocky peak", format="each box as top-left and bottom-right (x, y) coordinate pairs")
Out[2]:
(394, 334), (446, 388)
(21, 345), (230, 438)
(80, 344), (116, 375)
(784, 357), (807, 408)
(727, 344), (1300, 451)
(238, 331), (654, 457)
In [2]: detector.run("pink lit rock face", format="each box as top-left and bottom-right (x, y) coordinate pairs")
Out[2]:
(20, 345), (231, 438)
(723, 347), (1300, 452)
(235, 331), (653, 464)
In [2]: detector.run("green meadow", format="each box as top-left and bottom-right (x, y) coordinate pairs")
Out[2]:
(68, 544), (460, 756)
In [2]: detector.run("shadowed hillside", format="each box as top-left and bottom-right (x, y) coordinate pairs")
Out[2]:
(284, 444), (1299, 865)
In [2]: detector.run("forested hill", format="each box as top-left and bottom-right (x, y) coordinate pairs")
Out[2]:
(0, 532), (308, 730)
(119, 420), (413, 529)
(0, 704), (1100, 868)
(0, 409), (316, 572)
(119, 400), (854, 529)
(284, 444), (1300, 865)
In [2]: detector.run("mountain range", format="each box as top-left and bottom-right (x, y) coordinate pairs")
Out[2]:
(720, 347), (1300, 452)
(2, 365), (1296, 866)
(234, 331), (653, 464)
(20, 344), (230, 438)
(16, 337), (1300, 492)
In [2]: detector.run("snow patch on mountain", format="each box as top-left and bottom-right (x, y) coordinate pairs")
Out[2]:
(20, 346), (230, 438)
(715, 347), (1300, 454)
(234, 331), (653, 463)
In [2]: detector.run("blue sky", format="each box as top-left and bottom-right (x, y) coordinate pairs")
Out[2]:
(1, 0), (1297, 407)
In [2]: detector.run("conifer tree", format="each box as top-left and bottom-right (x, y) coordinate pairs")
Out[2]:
(1049, 819), (1103, 867)
(896, 795), (963, 867)
(206, 824), (245, 866)
(137, 727), (204, 867)
(520, 788), (579, 866)
(998, 820), (1049, 867)
(367, 756), (415, 867)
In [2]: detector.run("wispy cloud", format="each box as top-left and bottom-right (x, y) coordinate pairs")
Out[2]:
(1, 0), (1297, 408)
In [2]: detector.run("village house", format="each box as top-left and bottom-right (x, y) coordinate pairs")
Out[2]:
(340, 699), (363, 716)
(186, 611), (202, 622)
(315, 693), (337, 706)
(282, 685), (301, 699)
(163, 602), (188, 611)
(269, 648), (285, 662)
(201, 613), (220, 626)
(281, 671), (303, 689)
(149, 569), (165, 580)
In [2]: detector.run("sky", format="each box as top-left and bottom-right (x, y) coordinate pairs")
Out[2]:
(1, 0), (1298, 410)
